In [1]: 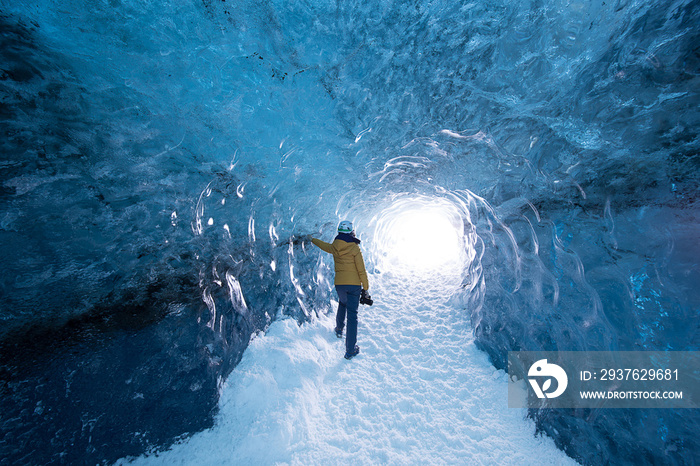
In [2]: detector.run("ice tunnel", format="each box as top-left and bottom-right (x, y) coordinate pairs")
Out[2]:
(0, 0), (698, 464)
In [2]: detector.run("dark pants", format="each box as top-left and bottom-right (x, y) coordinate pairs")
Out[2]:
(335, 285), (361, 353)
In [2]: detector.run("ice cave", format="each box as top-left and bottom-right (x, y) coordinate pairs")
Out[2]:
(0, 0), (698, 464)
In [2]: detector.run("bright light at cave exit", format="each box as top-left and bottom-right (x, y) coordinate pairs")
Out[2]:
(375, 198), (465, 273)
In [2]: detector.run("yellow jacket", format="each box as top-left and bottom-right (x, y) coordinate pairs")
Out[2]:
(312, 236), (369, 290)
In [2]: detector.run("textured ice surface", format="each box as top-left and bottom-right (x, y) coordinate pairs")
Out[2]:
(1, 0), (698, 464)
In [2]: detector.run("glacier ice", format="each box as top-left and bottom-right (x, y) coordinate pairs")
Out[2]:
(0, 0), (698, 464)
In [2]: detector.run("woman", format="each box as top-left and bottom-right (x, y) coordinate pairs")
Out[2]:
(311, 220), (370, 360)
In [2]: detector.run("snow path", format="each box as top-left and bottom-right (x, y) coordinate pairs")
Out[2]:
(122, 280), (577, 465)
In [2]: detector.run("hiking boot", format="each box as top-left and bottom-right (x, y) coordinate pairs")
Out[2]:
(344, 345), (360, 360)
(334, 327), (343, 339)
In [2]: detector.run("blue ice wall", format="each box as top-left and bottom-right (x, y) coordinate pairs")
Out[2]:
(0, 0), (698, 464)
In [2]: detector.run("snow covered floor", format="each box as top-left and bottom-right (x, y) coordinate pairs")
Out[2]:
(121, 278), (577, 465)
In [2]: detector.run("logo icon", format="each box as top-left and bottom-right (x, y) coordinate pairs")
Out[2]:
(528, 359), (568, 398)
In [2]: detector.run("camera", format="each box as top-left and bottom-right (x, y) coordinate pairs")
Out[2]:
(360, 289), (373, 306)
